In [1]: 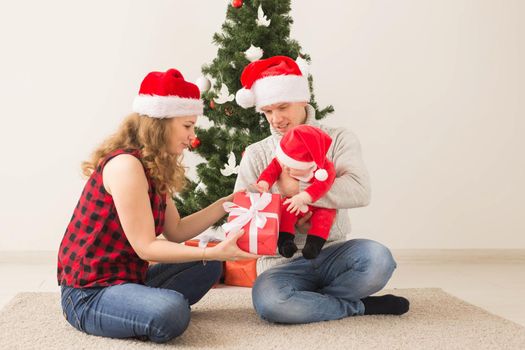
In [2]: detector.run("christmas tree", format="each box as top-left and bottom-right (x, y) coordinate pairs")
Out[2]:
(175, 0), (334, 225)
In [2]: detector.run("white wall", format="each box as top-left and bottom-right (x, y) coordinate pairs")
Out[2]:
(0, 0), (523, 251)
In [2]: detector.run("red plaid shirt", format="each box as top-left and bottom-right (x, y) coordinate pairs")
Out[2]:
(57, 149), (166, 288)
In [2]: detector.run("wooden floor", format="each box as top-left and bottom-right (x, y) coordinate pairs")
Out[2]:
(1, 250), (524, 327)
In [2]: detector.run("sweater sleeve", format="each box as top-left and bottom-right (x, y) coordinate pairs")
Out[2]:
(234, 145), (262, 192)
(300, 128), (371, 209)
(257, 158), (281, 188)
(303, 160), (336, 203)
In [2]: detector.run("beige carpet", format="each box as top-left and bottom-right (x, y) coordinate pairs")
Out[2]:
(1, 288), (524, 350)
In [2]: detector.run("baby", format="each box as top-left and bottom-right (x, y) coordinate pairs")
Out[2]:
(253, 125), (336, 259)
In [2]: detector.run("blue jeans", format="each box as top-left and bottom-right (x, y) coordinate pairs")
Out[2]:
(252, 239), (396, 323)
(60, 261), (222, 343)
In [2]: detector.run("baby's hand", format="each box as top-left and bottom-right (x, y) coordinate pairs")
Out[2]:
(283, 192), (312, 215)
(251, 181), (269, 193)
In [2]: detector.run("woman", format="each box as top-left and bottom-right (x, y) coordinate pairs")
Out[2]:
(57, 68), (258, 343)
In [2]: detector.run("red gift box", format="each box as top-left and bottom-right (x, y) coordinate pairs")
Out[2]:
(224, 259), (257, 287)
(223, 192), (280, 256)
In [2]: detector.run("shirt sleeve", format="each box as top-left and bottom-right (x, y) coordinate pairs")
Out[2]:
(300, 128), (371, 209)
(234, 145), (262, 192)
(303, 160), (336, 203)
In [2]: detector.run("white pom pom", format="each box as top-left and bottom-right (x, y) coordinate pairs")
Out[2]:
(235, 88), (255, 108)
(315, 169), (328, 181)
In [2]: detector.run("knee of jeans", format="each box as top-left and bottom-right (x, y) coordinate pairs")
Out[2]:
(149, 293), (190, 343)
(252, 274), (293, 322)
(360, 240), (397, 288)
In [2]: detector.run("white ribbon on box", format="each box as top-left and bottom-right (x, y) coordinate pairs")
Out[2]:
(194, 227), (225, 247)
(221, 192), (278, 254)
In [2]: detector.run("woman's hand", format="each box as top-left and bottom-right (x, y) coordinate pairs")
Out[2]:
(207, 229), (261, 261)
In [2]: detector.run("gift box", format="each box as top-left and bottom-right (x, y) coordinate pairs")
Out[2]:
(224, 259), (257, 287)
(222, 192), (280, 255)
(184, 239), (220, 248)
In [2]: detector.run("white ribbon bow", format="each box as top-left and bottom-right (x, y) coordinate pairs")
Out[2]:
(222, 192), (278, 254)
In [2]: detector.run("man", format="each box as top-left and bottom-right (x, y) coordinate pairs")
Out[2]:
(234, 56), (409, 324)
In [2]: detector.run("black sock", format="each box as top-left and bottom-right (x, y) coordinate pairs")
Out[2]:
(278, 232), (297, 258)
(362, 294), (410, 315)
(302, 235), (326, 260)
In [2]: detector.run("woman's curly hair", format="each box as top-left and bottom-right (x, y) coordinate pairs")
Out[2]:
(81, 113), (186, 195)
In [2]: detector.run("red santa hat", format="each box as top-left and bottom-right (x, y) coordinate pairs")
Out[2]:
(132, 68), (203, 118)
(236, 56), (310, 111)
(275, 125), (333, 181)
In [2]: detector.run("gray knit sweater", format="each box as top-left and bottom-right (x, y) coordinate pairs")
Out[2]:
(234, 105), (371, 274)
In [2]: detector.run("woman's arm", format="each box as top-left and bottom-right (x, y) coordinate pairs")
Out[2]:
(103, 155), (257, 263)
(162, 196), (228, 243)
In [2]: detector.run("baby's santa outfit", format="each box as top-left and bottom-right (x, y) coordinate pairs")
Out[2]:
(257, 125), (336, 258)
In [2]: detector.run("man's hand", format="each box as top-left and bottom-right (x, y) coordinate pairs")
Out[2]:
(296, 211), (312, 235)
(283, 191), (312, 215)
(251, 181), (269, 193)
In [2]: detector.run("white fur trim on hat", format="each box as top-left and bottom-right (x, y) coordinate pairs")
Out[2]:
(235, 88), (256, 108)
(132, 95), (204, 118)
(252, 75), (310, 111)
(314, 168), (328, 181)
(275, 143), (315, 170)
